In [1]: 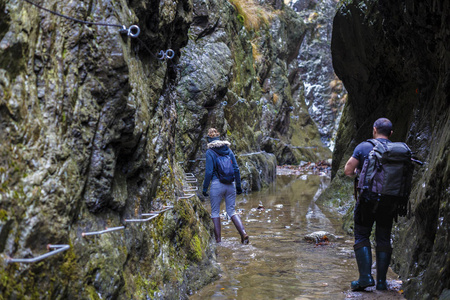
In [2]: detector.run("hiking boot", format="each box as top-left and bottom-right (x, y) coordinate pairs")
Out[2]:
(231, 215), (249, 244)
(212, 217), (221, 243)
(376, 251), (391, 290)
(351, 246), (375, 291)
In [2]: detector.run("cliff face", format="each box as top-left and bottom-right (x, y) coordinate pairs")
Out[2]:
(328, 0), (450, 298)
(0, 0), (219, 298)
(175, 0), (331, 175)
(0, 0), (332, 298)
(289, 0), (346, 149)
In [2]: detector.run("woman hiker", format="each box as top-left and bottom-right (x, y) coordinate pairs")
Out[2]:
(202, 128), (249, 244)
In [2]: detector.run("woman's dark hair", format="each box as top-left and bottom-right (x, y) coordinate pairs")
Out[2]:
(373, 118), (393, 136)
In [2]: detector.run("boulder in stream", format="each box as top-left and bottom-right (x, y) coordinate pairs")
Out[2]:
(304, 230), (337, 244)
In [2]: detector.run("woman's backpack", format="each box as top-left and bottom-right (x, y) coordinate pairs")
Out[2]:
(210, 150), (235, 184)
(357, 139), (414, 216)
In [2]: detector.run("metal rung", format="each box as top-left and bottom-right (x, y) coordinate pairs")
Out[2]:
(125, 206), (173, 223)
(178, 194), (195, 199)
(82, 226), (125, 237)
(183, 186), (198, 192)
(185, 178), (198, 183)
(237, 151), (266, 157)
(7, 244), (70, 264)
(185, 173), (195, 177)
(141, 213), (160, 217)
(125, 214), (159, 223)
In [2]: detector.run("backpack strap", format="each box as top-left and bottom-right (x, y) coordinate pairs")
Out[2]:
(367, 138), (389, 152)
(208, 149), (228, 173)
(366, 138), (377, 146)
(206, 148), (217, 158)
(366, 139), (386, 195)
(208, 149), (218, 157)
(402, 142), (412, 152)
(366, 138), (384, 147)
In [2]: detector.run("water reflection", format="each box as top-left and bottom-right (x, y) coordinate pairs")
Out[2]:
(191, 175), (402, 299)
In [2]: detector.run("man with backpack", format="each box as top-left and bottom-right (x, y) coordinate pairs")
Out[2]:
(202, 128), (249, 245)
(344, 118), (413, 291)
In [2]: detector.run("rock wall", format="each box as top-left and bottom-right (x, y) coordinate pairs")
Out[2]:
(288, 0), (347, 150)
(0, 0), (332, 298)
(175, 0), (331, 172)
(0, 0), (221, 298)
(325, 0), (450, 298)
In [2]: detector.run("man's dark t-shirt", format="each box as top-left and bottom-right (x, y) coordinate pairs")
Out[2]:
(352, 138), (390, 170)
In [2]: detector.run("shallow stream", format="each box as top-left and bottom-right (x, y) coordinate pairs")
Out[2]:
(191, 174), (404, 299)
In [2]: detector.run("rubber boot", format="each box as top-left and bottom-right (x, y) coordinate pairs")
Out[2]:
(231, 215), (249, 244)
(351, 246), (375, 291)
(376, 251), (391, 290)
(211, 217), (221, 243)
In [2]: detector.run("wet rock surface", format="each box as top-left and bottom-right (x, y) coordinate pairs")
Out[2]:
(177, 0), (333, 170)
(0, 0), (213, 298)
(0, 0), (341, 298)
(304, 230), (338, 244)
(324, 0), (450, 298)
(288, 0), (347, 149)
(277, 160), (332, 176)
(344, 280), (404, 299)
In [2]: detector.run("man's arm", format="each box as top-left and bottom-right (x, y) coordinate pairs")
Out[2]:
(344, 157), (359, 177)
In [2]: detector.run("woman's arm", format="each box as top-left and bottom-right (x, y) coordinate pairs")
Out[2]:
(203, 150), (214, 194)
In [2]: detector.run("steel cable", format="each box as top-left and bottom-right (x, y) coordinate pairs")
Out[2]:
(23, 0), (124, 28)
(22, 0), (179, 59)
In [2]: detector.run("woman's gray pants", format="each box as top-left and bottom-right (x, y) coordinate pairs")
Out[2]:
(209, 179), (236, 218)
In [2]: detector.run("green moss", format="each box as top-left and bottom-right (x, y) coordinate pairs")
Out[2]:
(86, 285), (101, 300)
(0, 209), (7, 221)
(149, 214), (166, 254)
(176, 199), (195, 226)
(189, 235), (203, 262)
(154, 173), (174, 204)
(0, 260), (57, 298)
(60, 243), (77, 282)
(135, 275), (159, 298)
(237, 14), (245, 25)
(173, 198), (209, 264)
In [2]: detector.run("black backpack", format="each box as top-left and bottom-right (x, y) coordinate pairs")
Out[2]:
(210, 150), (235, 184)
(357, 139), (414, 216)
